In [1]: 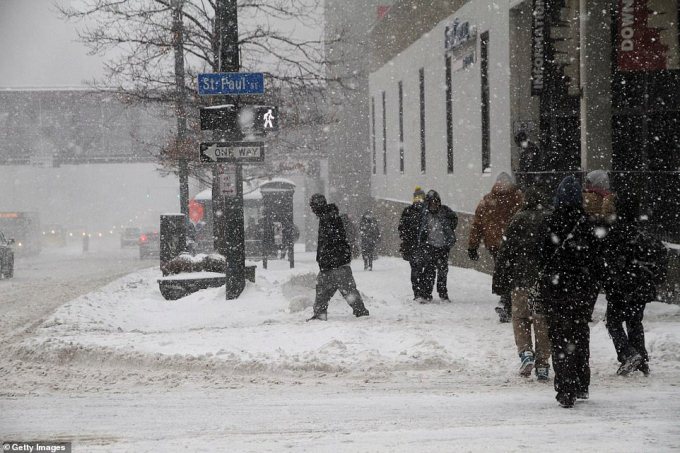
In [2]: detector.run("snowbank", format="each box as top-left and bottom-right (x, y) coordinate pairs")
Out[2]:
(24, 253), (680, 382)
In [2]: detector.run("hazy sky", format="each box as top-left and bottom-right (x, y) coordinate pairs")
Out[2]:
(0, 0), (323, 89)
(0, 0), (106, 88)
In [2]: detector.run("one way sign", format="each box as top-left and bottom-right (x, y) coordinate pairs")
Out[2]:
(199, 142), (265, 163)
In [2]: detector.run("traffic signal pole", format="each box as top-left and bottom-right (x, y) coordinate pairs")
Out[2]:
(172, 0), (189, 218)
(214, 0), (246, 299)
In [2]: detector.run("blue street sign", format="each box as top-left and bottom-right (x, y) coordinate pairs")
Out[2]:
(198, 72), (265, 96)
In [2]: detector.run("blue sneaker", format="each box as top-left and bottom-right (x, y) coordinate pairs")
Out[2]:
(519, 351), (535, 377)
(535, 367), (550, 381)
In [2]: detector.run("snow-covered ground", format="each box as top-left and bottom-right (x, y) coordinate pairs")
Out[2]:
(2, 249), (680, 452)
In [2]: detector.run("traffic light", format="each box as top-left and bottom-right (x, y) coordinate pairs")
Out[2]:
(200, 104), (279, 133)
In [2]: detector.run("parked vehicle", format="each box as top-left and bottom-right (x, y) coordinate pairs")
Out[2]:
(0, 230), (15, 279)
(139, 230), (160, 259)
(121, 227), (141, 248)
(0, 212), (41, 256)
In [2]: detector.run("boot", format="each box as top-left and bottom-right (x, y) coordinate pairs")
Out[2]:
(637, 362), (650, 376)
(535, 367), (550, 381)
(306, 312), (327, 322)
(617, 352), (643, 376)
(519, 351), (535, 377)
(557, 393), (575, 408)
(353, 306), (370, 318)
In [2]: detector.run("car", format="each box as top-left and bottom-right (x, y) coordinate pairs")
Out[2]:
(0, 230), (15, 279)
(139, 230), (160, 259)
(121, 227), (141, 248)
(42, 224), (67, 247)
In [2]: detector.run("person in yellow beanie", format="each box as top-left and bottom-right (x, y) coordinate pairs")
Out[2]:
(399, 186), (427, 300)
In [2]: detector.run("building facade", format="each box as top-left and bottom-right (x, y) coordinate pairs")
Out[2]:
(368, 0), (680, 264)
(324, 0), (395, 218)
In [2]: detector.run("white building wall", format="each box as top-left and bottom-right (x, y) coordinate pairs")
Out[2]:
(369, 1), (514, 214)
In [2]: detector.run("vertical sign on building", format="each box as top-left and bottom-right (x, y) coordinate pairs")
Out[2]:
(617, 0), (680, 71)
(531, 0), (548, 96)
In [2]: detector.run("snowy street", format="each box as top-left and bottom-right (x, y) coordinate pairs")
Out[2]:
(0, 237), (154, 340)
(2, 245), (679, 452)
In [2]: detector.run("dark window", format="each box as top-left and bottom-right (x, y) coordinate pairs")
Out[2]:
(480, 31), (491, 172)
(398, 80), (404, 173)
(445, 54), (453, 174)
(371, 96), (376, 174)
(382, 91), (387, 175)
(419, 68), (426, 173)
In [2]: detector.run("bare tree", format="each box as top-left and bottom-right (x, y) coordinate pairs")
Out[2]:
(56, 0), (328, 95)
(55, 0), (333, 177)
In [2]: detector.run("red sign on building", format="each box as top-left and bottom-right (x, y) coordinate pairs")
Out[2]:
(617, 0), (672, 71)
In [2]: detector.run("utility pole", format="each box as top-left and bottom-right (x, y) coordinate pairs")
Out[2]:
(172, 0), (189, 217)
(214, 0), (246, 299)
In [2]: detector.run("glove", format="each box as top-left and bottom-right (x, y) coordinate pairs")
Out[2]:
(468, 248), (479, 261)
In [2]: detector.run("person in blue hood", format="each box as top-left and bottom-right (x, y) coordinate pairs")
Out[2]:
(539, 176), (600, 408)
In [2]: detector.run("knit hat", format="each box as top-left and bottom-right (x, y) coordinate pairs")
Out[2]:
(554, 176), (582, 208)
(413, 186), (426, 202)
(585, 170), (610, 191)
(309, 193), (327, 209)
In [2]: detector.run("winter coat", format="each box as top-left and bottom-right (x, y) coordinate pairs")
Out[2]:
(469, 177), (524, 255)
(399, 201), (425, 260)
(493, 191), (549, 294)
(534, 175), (601, 306)
(601, 220), (668, 304)
(583, 190), (616, 224)
(359, 214), (381, 249)
(519, 141), (542, 174)
(539, 204), (601, 303)
(315, 204), (352, 271)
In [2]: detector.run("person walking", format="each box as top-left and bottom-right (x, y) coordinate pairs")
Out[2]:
(468, 172), (524, 322)
(340, 213), (359, 259)
(601, 198), (668, 376)
(539, 176), (600, 408)
(582, 169), (617, 320)
(307, 194), (370, 321)
(494, 188), (552, 380)
(415, 190), (458, 302)
(280, 221), (299, 260)
(583, 170), (616, 225)
(399, 186), (427, 300)
(359, 210), (381, 271)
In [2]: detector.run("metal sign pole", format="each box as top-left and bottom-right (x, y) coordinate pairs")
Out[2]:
(215, 0), (245, 299)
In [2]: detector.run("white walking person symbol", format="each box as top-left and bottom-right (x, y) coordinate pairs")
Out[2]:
(263, 109), (274, 128)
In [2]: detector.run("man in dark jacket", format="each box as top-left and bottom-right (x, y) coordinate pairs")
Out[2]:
(539, 176), (600, 408)
(399, 186), (426, 300)
(416, 190), (458, 302)
(359, 210), (381, 271)
(601, 198), (667, 376)
(494, 188), (551, 380)
(307, 194), (369, 321)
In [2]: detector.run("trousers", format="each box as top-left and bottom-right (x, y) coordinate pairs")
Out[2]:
(313, 265), (367, 316)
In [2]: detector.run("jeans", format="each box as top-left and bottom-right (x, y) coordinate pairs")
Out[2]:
(313, 265), (367, 316)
